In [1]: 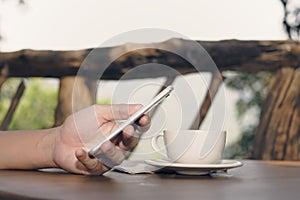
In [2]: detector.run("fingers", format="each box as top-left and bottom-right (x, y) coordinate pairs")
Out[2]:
(118, 125), (138, 151)
(93, 141), (126, 169)
(95, 104), (151, 150)
(75, 148), (108, 175)
(75, 143), (125, 175)
(115, 115), (151, 151)
(136, 114), (151, 133)
(137, 114), (151, 126)
(95, 104), (143, 122)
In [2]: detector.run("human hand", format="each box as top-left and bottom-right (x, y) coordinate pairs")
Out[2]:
(52, 104), (150, 175)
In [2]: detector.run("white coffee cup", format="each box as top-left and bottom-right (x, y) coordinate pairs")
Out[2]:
(151, 130), (226, 164)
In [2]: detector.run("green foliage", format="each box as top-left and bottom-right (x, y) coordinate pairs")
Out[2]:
(97, 98), (111, 105)
(0, 78), (112, 130)
(224, 125), (256, 159)
(0, 78), (58, 130)
(0, 79), (22, 120)
(224, 71), (273, 159)
(225, 72), (273, 120)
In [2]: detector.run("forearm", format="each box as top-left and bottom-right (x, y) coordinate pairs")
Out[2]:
(0, 128), (59, 169)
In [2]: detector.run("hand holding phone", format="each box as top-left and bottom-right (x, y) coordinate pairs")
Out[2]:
(89, 85), (174, 156)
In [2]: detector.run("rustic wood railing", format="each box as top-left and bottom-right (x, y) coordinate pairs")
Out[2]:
(1, 39), (300, 78)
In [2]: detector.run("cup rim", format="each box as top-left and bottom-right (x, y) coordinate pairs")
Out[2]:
(162, 129), (226, 160)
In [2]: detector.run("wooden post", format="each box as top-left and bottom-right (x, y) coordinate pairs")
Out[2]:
(54, 76), (96, 126)
(254, 67), (300, 160)
(0, 80), (26, 130)
(0, 64), (9, 89)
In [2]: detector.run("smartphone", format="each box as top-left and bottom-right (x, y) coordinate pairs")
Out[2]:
(89, 85), (174, 156)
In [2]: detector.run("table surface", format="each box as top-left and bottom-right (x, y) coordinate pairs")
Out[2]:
(0, 160), (300, 200)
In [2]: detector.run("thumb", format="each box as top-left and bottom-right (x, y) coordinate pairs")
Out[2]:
(75, 148), (108, 175)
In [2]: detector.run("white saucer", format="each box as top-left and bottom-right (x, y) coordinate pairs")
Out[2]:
(145, 159), (243, 175)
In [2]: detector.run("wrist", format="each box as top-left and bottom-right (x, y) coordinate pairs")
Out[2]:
(36, 127), (60, 168)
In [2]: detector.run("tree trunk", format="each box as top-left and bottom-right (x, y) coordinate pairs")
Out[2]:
(254, 67), (300, 160)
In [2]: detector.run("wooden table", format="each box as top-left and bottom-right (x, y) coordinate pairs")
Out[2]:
(0, 160), (299, 200)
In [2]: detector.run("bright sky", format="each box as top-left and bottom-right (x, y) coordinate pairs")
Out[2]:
(0, 0), (286, 51)
(0, 0), (288, 158)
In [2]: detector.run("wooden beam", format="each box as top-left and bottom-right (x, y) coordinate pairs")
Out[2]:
(1, 39), (300, 79)
(190, 72), (224, 129)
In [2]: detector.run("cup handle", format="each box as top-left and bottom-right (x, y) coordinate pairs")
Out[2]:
(151, 132), (167, 158)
